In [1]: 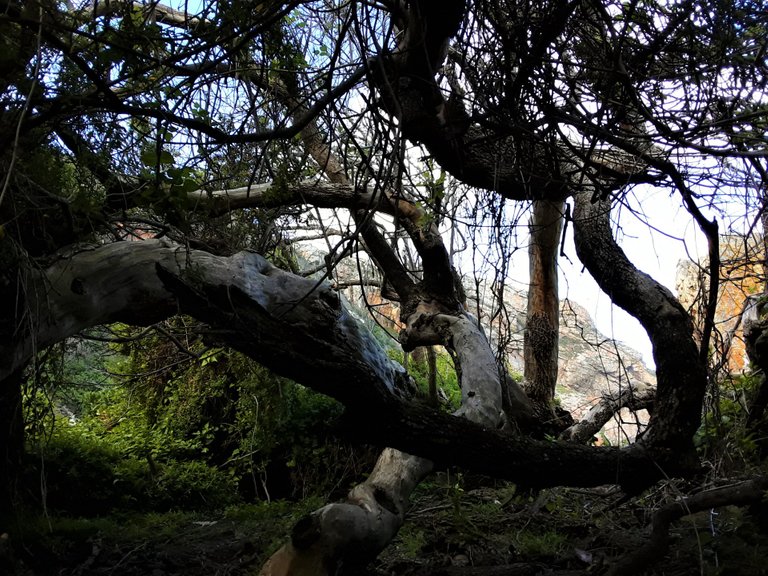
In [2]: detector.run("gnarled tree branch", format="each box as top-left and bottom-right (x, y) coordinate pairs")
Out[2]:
(572, 192), (706, 451)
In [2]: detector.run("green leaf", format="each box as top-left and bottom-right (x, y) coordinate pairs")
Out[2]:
(140, 148), (175, 167)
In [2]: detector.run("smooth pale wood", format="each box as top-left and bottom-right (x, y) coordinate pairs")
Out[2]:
(259, 312), (508, 575)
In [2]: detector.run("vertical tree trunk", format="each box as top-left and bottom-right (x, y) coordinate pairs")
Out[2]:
(426, 346), (438, 407)
(745, 194), (768, 428)
(0, 366), (25, 533)
(523, 200), (564, 419)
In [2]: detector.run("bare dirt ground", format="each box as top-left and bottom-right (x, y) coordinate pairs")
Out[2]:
(6, 478), (768, 576)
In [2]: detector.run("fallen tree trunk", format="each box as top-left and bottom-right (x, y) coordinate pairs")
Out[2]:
(341, 401), (696, 493)
(561, 382), (655, 445)
(2, 239), (410, 406)
(2, 239), (699, 490)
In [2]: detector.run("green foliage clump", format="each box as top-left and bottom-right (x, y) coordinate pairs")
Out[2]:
(230, 358), (369, 500)
(695, 373), (762, 471)
(24, 417), (239, 514)
(21, 324), (376, 514)
(388, 347), (461, 408)
(394, 525), (428, 559)
(512, 529), (568, 559)
(106, 329), (357, 502)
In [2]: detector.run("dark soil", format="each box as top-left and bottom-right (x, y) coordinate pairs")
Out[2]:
(5, 517), (261, 576)
(4, 477), (768, 576)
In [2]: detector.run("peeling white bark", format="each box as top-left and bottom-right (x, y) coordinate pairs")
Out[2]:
(3, 239), (402, 403)
(260, 449), (433, 576)
(6, 239), (181, 380)
(188, 180), (394, 218)
(448, 314), (504, 428)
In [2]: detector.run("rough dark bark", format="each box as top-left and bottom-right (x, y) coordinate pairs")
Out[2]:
(342, 401), (697, 494)
(524, 200), (564, 417)
(572, 192), (707, 451)
(426, 346), (438, 407)
(0, 366), (24, 533)
(373, 0), (573, 202)
(0, 227), (711, 576)
(743, 296), (768, 429)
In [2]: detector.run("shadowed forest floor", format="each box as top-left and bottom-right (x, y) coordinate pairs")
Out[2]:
(5, 474), (768, 576)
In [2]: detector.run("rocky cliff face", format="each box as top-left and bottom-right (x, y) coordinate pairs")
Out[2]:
(466, 285), (653, 444)
(675, 235), (765, 374)
(300, 250), (654, 444)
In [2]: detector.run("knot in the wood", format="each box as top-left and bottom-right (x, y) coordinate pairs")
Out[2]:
(317, 286), (340, 311)
(291, 514), (321, 550)
(400, 308), (455, 351)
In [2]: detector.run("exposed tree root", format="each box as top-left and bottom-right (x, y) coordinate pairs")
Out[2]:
(606, 476), (768, 576)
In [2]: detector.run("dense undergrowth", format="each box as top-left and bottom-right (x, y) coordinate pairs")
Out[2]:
(20, 327), (383, 512)
(2, 321), (463, 573)
(3, 324), (768, 575)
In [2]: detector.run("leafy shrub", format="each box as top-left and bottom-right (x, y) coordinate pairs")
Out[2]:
(148, 460), (239, 510)
(23, 328), (377, 510)
(231, 370), (377, 500)
(24, 416), (239, 514)
(513, 529), (568, 559)
(695, 374), (761, 472)
(388, 347), (461, 408)
(24, 418), (143, 514)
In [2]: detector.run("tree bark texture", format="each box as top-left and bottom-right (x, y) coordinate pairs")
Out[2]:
(524, 200), (564, 415)
(1, 239), (408, 406)
(572, 192), (707, 450)
(0, 366), (24, 533)
(342, 401), (695, 494)
(1, 239), (703, 486)
(259, 448), (433, 576)
(742, 296), (768, 429)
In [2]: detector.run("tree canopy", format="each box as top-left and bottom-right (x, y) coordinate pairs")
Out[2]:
(1, 0), (768, 574)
